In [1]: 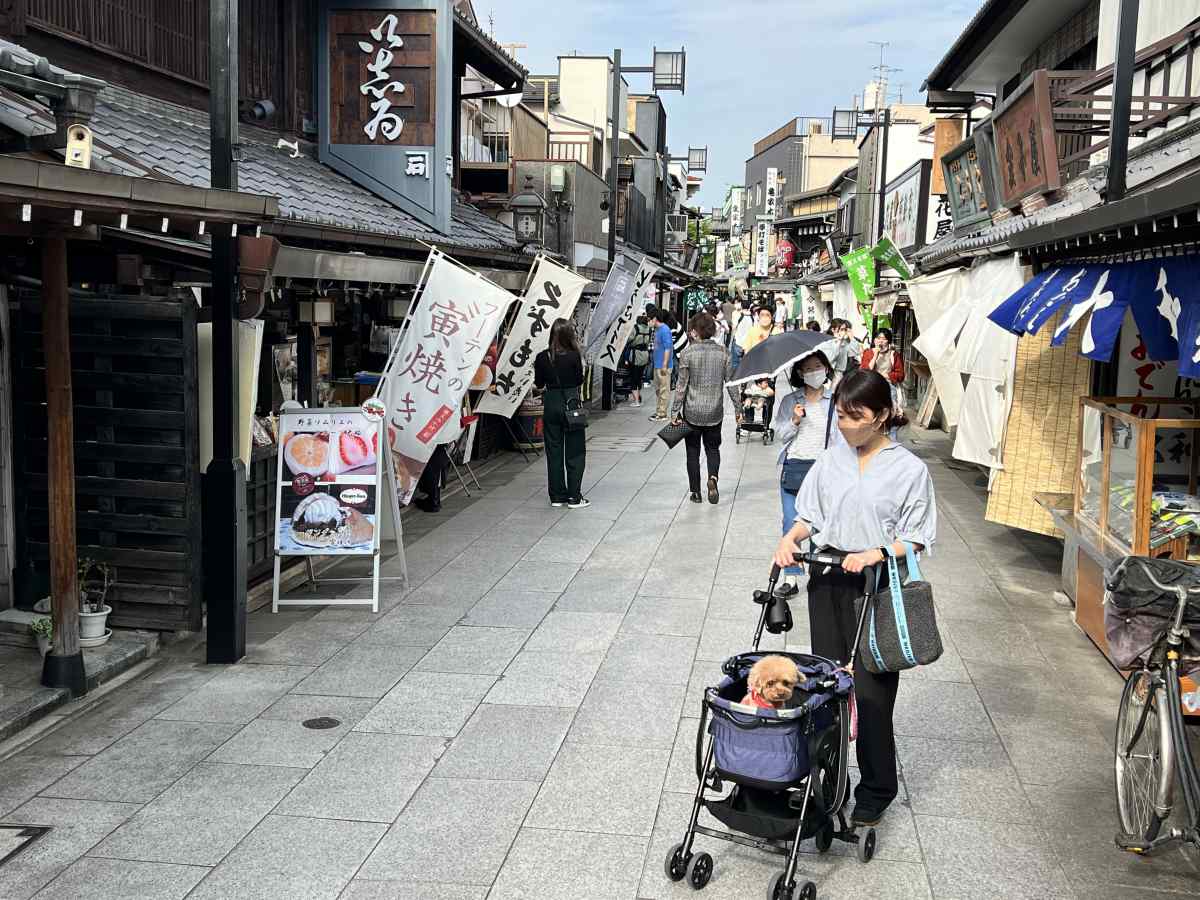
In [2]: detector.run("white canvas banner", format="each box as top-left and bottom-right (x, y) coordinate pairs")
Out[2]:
(907, 267), (968, 428)
(833, 279), (868, 340)
(380, 250), (515, 505)
(475, 257), (589, 417)
(583, 253), (642, 357)
(597, 257), (658, 372)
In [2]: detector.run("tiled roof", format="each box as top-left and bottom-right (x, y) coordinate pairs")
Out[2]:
(84, 85), (519, 253)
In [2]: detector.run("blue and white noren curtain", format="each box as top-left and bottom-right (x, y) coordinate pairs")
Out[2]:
(987, 256), (1200, 375)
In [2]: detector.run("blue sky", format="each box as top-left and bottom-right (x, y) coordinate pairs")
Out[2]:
(487, 0), (980, 210)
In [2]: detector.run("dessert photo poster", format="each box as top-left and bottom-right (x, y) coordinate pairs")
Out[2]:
(274, 408), (383, 556)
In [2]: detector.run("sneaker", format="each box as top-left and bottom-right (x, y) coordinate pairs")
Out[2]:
(689, 492), (702, 503)
(550, 500), (568, 508)
(649, 414), (665, 422)
(566, 497), (591, 509)
(850, 806), (885, 827)
(707, 476), (719, 505)
(630, 400), (642, 408)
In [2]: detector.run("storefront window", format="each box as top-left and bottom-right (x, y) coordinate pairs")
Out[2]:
(1105, 418), (1138, 549)
(1079, 403), (1103, 523)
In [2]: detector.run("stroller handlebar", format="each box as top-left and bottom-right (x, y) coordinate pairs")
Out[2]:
(768, 550), (847, 581)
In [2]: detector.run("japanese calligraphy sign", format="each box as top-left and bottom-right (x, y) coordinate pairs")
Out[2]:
(942, 133), (992, 233)
(274, 409), (383, 557)
(597, 257), (659, 372)
(881, 160), (931, 254)
(754, 217), (772, 278)
(379, 250), (515, 505)
(476, 257), (589, 417)
(319, 0), (450, 233)
(584, 253), (643, 358)
(715, 242), (727, 275)
(839, 247), (876, 305)
(991, 70), (1061, 210)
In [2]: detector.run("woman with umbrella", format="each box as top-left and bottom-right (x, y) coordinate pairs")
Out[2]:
(770, 349), (837, 596)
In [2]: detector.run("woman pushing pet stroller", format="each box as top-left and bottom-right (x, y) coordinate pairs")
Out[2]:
(774, 368), (936, 826)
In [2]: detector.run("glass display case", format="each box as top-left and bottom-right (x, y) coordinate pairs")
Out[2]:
(1074, 397), (1200, 559)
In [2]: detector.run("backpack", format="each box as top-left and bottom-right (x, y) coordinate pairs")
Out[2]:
(629, 323), (651, 367)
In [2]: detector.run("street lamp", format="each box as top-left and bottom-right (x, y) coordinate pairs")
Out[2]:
(508, 176), (547, 246)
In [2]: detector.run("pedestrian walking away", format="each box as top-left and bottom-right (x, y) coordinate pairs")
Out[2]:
(667, 311), (688, 390)
(771, 350), (837, 595)
(648, 307), (674, 421)
(773, 368), (936, 827)
(534, 319), (589, 509)
(623, 314), (651, 408)
(671, 311), (737, 504)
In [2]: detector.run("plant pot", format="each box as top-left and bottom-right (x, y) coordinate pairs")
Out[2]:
(35, 635), (51, 656)
(79, 605), (111, 640)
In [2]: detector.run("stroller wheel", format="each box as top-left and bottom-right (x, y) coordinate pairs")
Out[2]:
(769, 872), (793, 900)
(664, 843), (690, 882)
(686, 852), (713, 889)
(856, 826), (877, 863)
(735, 430), (742, 444)
(815, 820), (834, 853)
(799, 882), (817, 900)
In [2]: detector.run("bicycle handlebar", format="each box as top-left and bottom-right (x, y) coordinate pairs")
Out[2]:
(1122, 556), (1200, 599)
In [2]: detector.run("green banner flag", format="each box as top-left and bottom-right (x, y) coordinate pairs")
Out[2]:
(871, 232), (913, 280)
(839, 247), (876, 305)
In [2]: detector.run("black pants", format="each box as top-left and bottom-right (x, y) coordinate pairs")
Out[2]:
(683, 422), (722, 493)
(543, 388), (586, 503)
(807, 565), (900, 817)
(416, 444), (451, 506)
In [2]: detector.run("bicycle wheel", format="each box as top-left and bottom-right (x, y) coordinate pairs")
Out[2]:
(1115, 669), (1171, 843)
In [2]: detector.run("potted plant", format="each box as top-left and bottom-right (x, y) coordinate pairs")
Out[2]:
(78, 558), (113, 645)
(30, 617), (53, 656)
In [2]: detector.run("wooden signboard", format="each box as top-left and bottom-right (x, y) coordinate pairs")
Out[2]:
(931, 118), (962, 195)
(942, 135), (991, 234)
(991, 70), (1061, 210)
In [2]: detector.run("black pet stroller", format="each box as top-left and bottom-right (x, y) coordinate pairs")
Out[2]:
(666, 552), (877, 900)
(735, 389), (775, 445)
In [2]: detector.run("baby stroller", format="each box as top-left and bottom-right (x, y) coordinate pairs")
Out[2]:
(735, 386), (775, 445)
(666, 552), (877, 899)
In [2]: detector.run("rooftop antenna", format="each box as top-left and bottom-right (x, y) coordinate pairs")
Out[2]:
(488, 10), (494, 36)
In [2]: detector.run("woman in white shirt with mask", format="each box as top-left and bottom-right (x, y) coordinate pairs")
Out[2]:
(770, 350), (837, 596)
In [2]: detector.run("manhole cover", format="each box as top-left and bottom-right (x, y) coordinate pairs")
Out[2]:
(302, 717), (341, 730)
(0, 825), (50, 868)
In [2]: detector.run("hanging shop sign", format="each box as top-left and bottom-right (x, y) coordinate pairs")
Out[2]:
(476, 256), (588, 418)
(597, 257), (659, 372)
(378, 249), (515, 506)
(715, 241), (727, 275)
(881, 159), (932, 254)
(930, 118), (962, 195)
(754, 217), (771, 278)
(942, 132), (993, 234)
(872, 233), (913, 281)
(730, 186), (745, 239)
(584, 252), (642, 358)
(775, 235), (795, 271)
(318, 0), (452, 233)
(991, 69), (1061, 210)
(839, 246), (876, 305)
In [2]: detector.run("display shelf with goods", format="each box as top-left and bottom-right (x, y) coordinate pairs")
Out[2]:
(1041, 396), (1200, 713)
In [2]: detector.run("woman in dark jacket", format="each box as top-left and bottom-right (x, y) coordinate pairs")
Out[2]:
(671, 312), (737, 504)
(534, 319), (588, 509)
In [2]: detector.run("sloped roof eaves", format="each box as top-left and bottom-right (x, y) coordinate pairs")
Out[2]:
(84, 84), (518, 253)
(453, 7), (528, 79)
(921, 0), (1028, 92)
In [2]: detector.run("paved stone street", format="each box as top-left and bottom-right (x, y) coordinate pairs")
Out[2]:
(1, 403), (1198, 899)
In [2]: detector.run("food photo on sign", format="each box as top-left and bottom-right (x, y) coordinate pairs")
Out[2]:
(275, 410), (382, 555)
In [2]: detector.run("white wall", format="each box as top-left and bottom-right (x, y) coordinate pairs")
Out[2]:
(1097, 0), (1197, 67)
(556, 57), (628, 171)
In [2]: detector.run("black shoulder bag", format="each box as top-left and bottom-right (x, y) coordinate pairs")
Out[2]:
(551, 351), (588, 432)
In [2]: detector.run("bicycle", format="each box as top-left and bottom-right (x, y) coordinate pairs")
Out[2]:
(1112, 556), (1200, 853)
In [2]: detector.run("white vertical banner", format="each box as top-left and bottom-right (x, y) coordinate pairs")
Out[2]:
(715, 241), (727, 275)
(597, 258), (658, 372)
(378, 249), (516, 506)
(755, 167), (779, 278)
(476, 256), (589, 417)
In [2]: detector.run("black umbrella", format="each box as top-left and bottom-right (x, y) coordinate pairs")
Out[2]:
(728, 330), (834, 387)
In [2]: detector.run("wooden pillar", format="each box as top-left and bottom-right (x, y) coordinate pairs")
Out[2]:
(41, 236), (86, 695)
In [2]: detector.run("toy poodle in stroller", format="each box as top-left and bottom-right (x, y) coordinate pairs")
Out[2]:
(665, 649), (874, 900)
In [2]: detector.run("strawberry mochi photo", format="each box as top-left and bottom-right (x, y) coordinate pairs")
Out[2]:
(282, 428), (378, 480)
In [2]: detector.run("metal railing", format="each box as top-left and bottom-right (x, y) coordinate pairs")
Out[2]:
(461, 98), (512, 164)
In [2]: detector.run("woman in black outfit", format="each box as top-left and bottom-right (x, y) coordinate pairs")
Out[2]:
(534, 319), (589, 509)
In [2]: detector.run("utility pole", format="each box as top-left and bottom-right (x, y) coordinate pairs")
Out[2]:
(1107, 0), (1141, 201)
(206, 0), (247, 664)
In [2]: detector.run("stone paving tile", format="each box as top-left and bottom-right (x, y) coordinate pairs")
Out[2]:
(915, 814), (1075, 900)
(242, 620), (371, 666)
(896, 736), (1035, 824)
(526, 741), (670, 837)
(0, 754), (87, 816)
(554, 568), (643, 614)
(620, 595), (709, 637)
(353, 672), (496, 738)
(276, 732), (445, 822)
(41, 719), (240, 803)
(155, 664), (313, 724)
(459, 589), (558, 629)
(414, 626), (530, 676)
(185, 814), (386, 900)
(431, 704), (572, 780)
(489, 828), (648, 900)
(492, 560), (582, 594)
(483, 649), (604, 707)
(292, 644), (426, 698)
(89, 762), (302, 865)
(352, 605), (461, 649)
(31, 857), (209, 899)
(596, 632), (699, 685)
(522, 610), (623, 654)
(358, 778), (538, 885)
(0, 797), (142, 900)
(340, 881), (488, 900)
(569, 678), (685, 748)
(893, 679), (998, 743)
